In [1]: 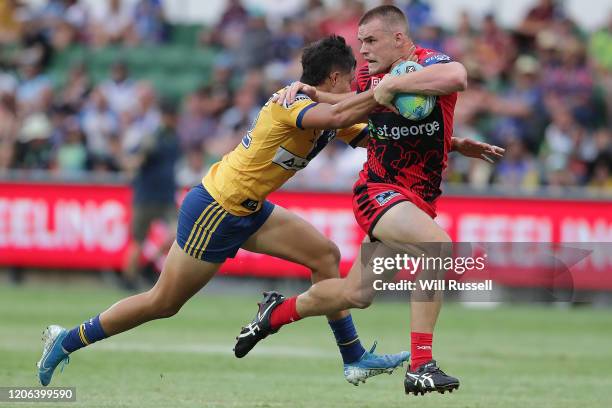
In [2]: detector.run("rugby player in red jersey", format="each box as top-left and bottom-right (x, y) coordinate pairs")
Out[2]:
(235, 5), (504, 396)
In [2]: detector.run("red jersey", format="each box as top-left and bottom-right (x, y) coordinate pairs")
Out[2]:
(356, 46), (457, 209)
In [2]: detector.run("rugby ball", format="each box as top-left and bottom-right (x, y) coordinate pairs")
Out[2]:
(390, 61), (436, 121)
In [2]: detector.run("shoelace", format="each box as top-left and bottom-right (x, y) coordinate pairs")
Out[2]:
(59, 355), (70, 373)
(432, 367), (447, 375)
(364, 341), (408, 364)
(368, 340), (378, 355)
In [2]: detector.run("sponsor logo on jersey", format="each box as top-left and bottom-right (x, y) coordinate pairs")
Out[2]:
(370, 121), (441, 140)
(375, 190), (400, 206)
(272, 146), (310, 171)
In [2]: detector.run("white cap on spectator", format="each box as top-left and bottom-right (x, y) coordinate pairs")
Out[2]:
(536, 31), (558, 50)
(19, 113), (51, 143)
(515, 55), (540, 74)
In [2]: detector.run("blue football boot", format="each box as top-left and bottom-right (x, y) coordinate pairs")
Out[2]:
(344, 341), (410, 385)
(37, 325), (70, 386)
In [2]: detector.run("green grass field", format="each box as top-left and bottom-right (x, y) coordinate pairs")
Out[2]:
(0, 284), (610, 408)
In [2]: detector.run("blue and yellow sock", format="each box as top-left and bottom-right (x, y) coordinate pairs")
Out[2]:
(328, 314), (366, 364)
(61, 315), (107, 353)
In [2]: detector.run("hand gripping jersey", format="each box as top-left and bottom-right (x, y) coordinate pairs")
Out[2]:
(203, 92), (368, 216)
(355, 47), (457, 213)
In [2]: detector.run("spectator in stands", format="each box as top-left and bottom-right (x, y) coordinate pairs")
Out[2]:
(0, 0), (22, 44)
(217, 0), (248, 29)
(443, 10), (476, 61)
(402, 0), (433, 37)
(587, 154), (612, 193)
(474, 13), (516, 81)
(416, 20), (445, 52)
(208, 0), (248, 52)
(208, 53), (234, 92)
(585, 128), (612, 183)
(542, 38), (595, 126)
(58, 62), (91, 110)
(81, 87), (119, 160)
(319, 0), (364, 65)
(16, 60), (53, 114)
(539, 106), (584, 182)
(123, 99), (180, 287)
(175, 147), (211, 189)
(177, 87), (218, 152)
(47, 0), (88, 50)
(487, 55), (545, 150)
(15, 112), (53, 170)
(235, 12), (273, 71)
(18, 14), (54, 69)
(90, 0), (134, 47)
(494, 137), (539, 189)
(207, 87), (258, 158)
(48, 102), (75, 147)
(295, 0), (325, 43)
(55, 117), (87, 173)
(270, 17), (306, 64)
(121, 82), (160, 154)
(132, 0), (167, 45)
(517, 0), (563, 47)
(99, 61), (137, 115)
(0, 93), (17, 173)
(589, 12), (612, 125)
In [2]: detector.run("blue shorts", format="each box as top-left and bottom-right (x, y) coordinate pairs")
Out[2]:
(177, 184), (275, 263)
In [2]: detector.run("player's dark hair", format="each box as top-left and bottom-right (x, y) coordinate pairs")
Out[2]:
(300, 35), (356, 86)
(358, 5), (408, 33)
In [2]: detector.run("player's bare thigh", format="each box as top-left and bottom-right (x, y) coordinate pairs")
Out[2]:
(372, 201), (451, 247)
(241, 205), (340, 280)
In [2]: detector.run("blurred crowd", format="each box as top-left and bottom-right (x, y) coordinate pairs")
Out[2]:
(0, 0), (611, 195)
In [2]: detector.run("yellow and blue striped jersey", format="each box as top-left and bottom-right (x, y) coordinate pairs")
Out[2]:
(203, 93), (367, 216)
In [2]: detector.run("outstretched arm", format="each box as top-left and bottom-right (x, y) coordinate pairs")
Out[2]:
(298, 88), (377, 129)
(451, 137), (505, 163)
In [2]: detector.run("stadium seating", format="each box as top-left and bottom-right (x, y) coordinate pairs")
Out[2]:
(47, 25), (215, 100)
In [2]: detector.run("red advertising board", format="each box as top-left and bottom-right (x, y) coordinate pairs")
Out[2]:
(0, 182), (132, 269)
(1, 182), (610, 288)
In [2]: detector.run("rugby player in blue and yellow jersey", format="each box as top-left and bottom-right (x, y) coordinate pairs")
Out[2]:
(37, 36), (412, 387)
